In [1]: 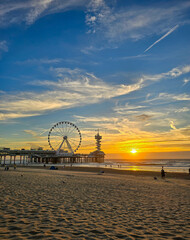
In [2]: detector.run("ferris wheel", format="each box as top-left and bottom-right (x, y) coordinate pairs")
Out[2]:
(48, 121), (82, 154)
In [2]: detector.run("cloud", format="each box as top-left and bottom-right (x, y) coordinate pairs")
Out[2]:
(0, 0), (88, 27)
(117, 54), (148, 60)
(73, 114), (190, 152)
(170, 120), (177, 130)
(1, 64), (189, 122)
(25, 0), (54, 25)
(0, 41), (8, 57)
(145, 92), (190, 104)
(86, 1), (190, 42)
(24, 130), (38, 137)
(0, 112), (40, 121)
(175, 107), (189, 113)
(81, 45), (117, 54)
(141, 65), (190, 83)
(16, 58), (62, 65)
(0, 0), (52, 26)
(179, 126), (190, 136)
(114, 103), (146, 115)
(0, 40), (8, 52)
(36, 67), (143, 98)
(0, 68), (142, 120)
(144, 25), (179, 52)
(24, 129), (47, 138)
(183, 78), (190, 86)
(135, 114), (152, 121)
(74, 115), (118, 123)
(159, 93), (190, 101)
(1, 0), (189, 46)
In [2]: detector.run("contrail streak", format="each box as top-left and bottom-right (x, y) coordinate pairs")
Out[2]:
(144, 24), (179, 53)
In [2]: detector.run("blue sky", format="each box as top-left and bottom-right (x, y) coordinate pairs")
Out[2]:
(0, 0), (190, 158)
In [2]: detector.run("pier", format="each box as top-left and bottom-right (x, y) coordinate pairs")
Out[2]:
(0, 122), (105, 165)
(0, 149), (104, 165)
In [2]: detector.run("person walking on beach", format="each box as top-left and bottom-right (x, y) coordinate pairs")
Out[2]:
(161, 166), (165, 178)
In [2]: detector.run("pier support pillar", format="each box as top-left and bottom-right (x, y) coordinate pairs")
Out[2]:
(23, 155), (26, 165)
(13, 155), (16, 165)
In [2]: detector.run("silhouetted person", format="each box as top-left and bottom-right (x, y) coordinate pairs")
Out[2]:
(4, 165), (9, 171)
(161, 166), (165, 178)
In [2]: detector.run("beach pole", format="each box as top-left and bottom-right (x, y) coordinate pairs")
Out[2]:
(27, 155), (30, 164)
(10, 155), (12, 165)
(0, 155), (2, 165)
(4, 155), (6, 165)
(20, 155), (22, 164)
(13, 155), (16, 165)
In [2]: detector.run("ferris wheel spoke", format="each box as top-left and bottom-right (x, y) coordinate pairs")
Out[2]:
(66, 124), (72, 135)
(54, 126), (63, 136)
(63, 141), (67, 150)
(68, 139), (78, 150)
(68, 131), (77, 138)
(51, 137), (63, 143)
(59, 124), (66, 136)
(51, 132), (62, 137)
(53, 139), (64, 150)
(68, 142), (77, 150)
(61, 123), (66, 136)
(48, 121), (82, 153)
(68, 138), (77, 144)
(67, 126), (76, 136)
(53, 137), (63, 145)
(57, 125), (63, 135)
(69, 138), (79, 143)
(64, 123), (69, 135)
(57, 139), (66, 152)
(52, 128), (63, 137)
(57, 126), (65, 136)
(66, 126), (71, 136)
(69, 135), (80, 141)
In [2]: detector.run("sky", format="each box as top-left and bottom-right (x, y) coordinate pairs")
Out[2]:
(0, 0), (190, 159)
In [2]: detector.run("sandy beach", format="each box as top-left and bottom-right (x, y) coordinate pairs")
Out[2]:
(0, 167), (190, 239)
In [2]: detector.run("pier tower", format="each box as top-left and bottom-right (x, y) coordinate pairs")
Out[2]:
(88, 130), (105, 163)
(95, 130), (102, 151)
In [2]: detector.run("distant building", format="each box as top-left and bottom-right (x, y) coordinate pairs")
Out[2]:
(88, 131), (105, 163)
(3, 147), (10, 150)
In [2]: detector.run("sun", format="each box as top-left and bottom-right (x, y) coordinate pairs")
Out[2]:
(131, 149), (137, 154)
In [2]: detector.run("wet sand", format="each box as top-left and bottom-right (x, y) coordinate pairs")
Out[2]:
(62, 166), (190, 180)
(0, 167), (190, 239)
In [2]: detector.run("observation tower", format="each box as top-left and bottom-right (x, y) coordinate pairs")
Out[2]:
(95, 130), (102, 151)
(88, 130), (105, 162)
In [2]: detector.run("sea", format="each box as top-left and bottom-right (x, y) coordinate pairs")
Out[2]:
(103, 159), (190, 173)
(4, 158), (190, 173)
(69, 159), (190, 173)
